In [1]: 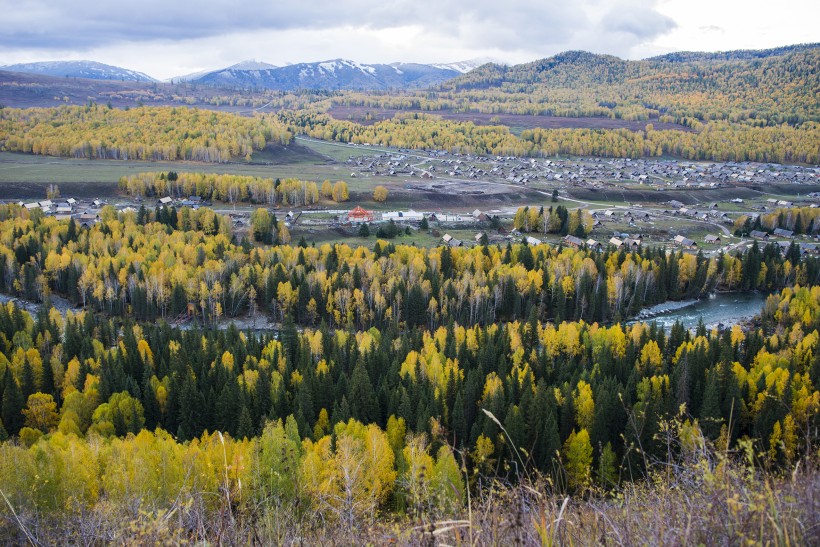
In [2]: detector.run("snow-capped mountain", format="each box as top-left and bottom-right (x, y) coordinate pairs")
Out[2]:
(430, 57), (502, 73)
(169, 59), (278, 83)
(0, 60), (156, 82)
(181, 59), (474, 90)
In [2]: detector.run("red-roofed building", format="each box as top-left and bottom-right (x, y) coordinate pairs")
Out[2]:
(347, 206), (375, 223)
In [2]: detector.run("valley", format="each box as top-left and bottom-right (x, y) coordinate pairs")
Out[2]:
(0, 41), (817, 545)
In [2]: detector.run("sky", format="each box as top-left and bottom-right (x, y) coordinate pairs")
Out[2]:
(0, 0), (817, 80)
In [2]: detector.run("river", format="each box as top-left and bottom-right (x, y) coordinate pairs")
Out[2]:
(630, 292), (769, 331)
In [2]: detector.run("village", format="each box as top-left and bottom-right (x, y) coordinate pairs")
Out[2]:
(346, 149), (820, 193)
(8, 143), (820, 260)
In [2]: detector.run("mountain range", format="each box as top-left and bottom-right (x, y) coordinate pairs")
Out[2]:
(1, 58), (495, 91)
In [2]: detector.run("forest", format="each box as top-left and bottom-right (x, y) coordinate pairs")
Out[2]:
(0, 104), (290, 162)
(0, 204), (814, 328)
(0, 206), (816, 542)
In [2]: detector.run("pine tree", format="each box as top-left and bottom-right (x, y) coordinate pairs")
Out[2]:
(2, 370), (25, 436)
(21, 360), (36, 400)
(237, 405), (254, 440)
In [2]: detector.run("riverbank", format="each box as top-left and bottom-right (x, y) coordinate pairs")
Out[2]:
(628, 291), (769, 331)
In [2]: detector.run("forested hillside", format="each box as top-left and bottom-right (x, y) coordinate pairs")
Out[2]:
(317, 46), (820, 163)
(422, 47), (820, 126)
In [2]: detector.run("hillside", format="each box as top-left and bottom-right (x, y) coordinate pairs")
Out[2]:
(436, 46), (820, 126)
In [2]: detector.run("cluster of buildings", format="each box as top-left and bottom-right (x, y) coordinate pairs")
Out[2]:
(347, 150), (819, 192)
(20, 198), (103, 227)
(343, 207), (489, 225)
(157, 195), (205, 209)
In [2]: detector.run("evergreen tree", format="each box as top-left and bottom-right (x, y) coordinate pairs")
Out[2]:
(348, 361), (379, 424)
(237, 405), (254, 440)
(1, 370), (24, 436)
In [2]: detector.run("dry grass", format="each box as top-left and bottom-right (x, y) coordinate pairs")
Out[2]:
(2, 437), (817, 546)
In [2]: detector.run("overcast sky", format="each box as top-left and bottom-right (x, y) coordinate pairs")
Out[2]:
(1, 0), (817, 80)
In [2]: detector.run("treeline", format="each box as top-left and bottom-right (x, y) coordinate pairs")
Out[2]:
(282, 110), (820, 164)
(0, 105), (291, 162)
(120, 172), (315, 206)
(513, 205), (592, 237)
(0, 282), (817, 515)
(761, 207), (820, 235)
(0, 205), (817, 329)
(118, 171), (352, 207)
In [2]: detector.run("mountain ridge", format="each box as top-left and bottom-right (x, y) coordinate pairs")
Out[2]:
(0, 60), (157, 82)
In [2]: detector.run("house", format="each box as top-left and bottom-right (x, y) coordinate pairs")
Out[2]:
(674, 235), (697, 248)
(159, 197), (173, 205)
(442, 234), (453, 243)
(624, 238), (642, 250)
(776, 241), (792, 254)
(78, 213), (100, 228)
(563, 235), (584, 248)
(24, 202), (40, 210)
(38, 200), (53, 209)
(525, 236), (542, 246)
(609, 237), (624, 248)
(750, 230), (769, 240)
(66, 198), (77, 205)
(474, 232), (487, 243)
(773, 228), (794, 238)
(586, 239), (602, 251)
(447, 238), (463, 248)
(704, 235), (722, 244)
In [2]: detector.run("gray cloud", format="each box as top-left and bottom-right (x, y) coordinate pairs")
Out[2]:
(601, 5), (677, 39)
(0, 0), (672, 55)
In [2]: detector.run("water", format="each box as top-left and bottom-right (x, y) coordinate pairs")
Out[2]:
(631, 292), (769, 331)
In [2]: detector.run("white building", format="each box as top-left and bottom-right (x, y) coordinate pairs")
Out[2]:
(382, 210), (424, 222)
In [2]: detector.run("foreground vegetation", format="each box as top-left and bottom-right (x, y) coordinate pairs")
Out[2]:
(0, 415), (817, 544)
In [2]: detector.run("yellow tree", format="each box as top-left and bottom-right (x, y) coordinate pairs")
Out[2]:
(22, 393), (59, 432)
(373, 185), (389, 202)
(332, 181), (350, 203)
(562, 428), (592, 491)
